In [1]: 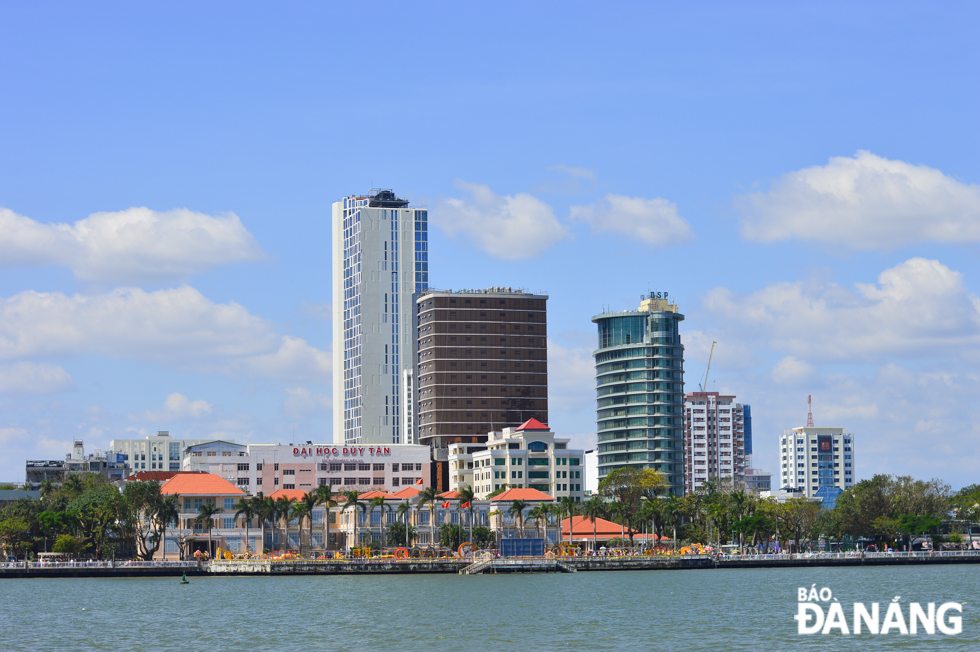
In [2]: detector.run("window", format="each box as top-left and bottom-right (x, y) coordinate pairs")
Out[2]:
(256, 463), (263, 471)
(283, 484), (295, 490)
(330, 463), (342, 472)
(274, 463), (279, 471)
(283, 469), (295, 475)
(415, 463), (423, 471)
(193, 498), (203, 509)
(223, 517), (234, 529)
(392, 463), (400, 472)
(345, 463), (357, 471)
(237, 463), (249, 471)
(359, 463), (371, 471)
(358, 478), (371, 485)
(224, 498), (234, 510)
(373, 463), (385, 471)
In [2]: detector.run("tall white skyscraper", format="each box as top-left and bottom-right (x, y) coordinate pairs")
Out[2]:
(332, 190), (428, 445)
(683, 392), (750, 493)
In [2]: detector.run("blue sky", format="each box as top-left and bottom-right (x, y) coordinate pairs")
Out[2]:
(1, 2), (978, 488)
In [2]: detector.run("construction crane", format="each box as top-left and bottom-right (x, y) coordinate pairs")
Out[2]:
(699, 341), (717, 392)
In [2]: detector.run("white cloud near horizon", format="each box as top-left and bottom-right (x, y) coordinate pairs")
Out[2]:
(701, 258), (980, 364)
(0, 286), (331, 383)
(0, 206), (265, 283)
(437, 181), (570, 259)
(570, 194), (692, 246)
(0, 362), (75, 394)
(739, 151), (980, 249)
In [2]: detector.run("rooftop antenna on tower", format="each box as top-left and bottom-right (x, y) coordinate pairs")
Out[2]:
(806, 395), (814, 427)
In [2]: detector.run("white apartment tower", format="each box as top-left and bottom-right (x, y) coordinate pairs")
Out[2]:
(779, 427), (855, 497)
(108, 431), (211, 473)
(332, 190), (429, 446)
(684, 392), (750, 493)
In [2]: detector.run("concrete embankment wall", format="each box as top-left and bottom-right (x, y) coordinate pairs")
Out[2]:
(210, 560), (469, 575)
(0, 565), (208, 579)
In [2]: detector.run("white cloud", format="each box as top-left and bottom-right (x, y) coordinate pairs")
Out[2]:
(0, 362), (74, 394)
(129, 392), (214, 422)
(0, 206), (265, 283)
(282, 387), (332, 419)
(770, 356), (817, 386)
(701, 258), (980, 364)
(739, 151), (980, 249)
(0, 286), (331, 383)
(570, 194), (692, 246)
(547, 165), (596, 181)
(437, 181), (569, 259)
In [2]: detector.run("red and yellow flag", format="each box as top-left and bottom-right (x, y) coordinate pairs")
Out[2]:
(461, 501), (471, 509)
(416, 478), (423, 485)
(441, 501), (451, 508)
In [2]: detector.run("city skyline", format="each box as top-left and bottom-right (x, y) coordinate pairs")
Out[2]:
(0, 4), (978, 488)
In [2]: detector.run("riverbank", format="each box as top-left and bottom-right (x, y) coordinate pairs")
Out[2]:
(3, 550), (980, 578)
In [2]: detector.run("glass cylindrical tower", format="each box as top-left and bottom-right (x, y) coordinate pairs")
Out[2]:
(592, 293), (686, 496)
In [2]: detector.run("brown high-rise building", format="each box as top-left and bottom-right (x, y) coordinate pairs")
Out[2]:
(415, 288), (549, 476)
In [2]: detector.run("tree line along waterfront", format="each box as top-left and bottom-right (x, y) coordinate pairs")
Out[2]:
(1, 469), (978, 562)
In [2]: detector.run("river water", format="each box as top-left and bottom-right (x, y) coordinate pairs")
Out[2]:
(3, 565), (979, 650)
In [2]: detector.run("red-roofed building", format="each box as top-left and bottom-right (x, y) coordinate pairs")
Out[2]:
(449, 421), (585, 503)
(560, 515), (668, 549)
(490, 487), (554, 503)
(155, 473), (257, 561)
(125, 470), (205, 483)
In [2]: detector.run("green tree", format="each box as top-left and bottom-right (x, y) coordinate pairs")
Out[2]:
(470, 526), (495, 549)
(507, 500), (528, 538)
(581, 496), (607, 551)
(457, 485), (476, 545)
(234, 497), (257, 555)
(274, 495), (297, 550)
(157, 495), (180, 559)
(290, 500), (312, 555)
(312, 485), (337, 554)
(52, 534), (83, 555)
(386, 521), (417, 547)
(195, 501), (222, 557)
(369, 496), (388, 548)
(341, 490), (365, 551)
(416, 487), (440, 548)
(121, 481), (168, 560)
(396, 500), (412, 547)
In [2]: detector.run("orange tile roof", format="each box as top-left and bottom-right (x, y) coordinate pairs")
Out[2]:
(358, 490), (390, 500)
(559, 515), (668, 540)
(268, 489), (308, 501)
(438, 490), (461, 499)
(490, 487), (554, 502)
(160, 473), (244, 496)
(389, 487), (421, 499)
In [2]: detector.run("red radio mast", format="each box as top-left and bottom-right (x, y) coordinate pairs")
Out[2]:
(806, 394), (814, 427)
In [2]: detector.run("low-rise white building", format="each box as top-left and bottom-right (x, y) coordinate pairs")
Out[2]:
(184, 442), (433, 494)
(779, 427), (855, 497)
(110, 431), (213, 473)
(448, 419), (585, 502)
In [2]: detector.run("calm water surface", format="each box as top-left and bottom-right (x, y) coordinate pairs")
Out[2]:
(3, 566), (979, 651)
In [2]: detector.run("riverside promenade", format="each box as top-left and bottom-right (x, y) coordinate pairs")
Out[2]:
(4, 550), (979, 578)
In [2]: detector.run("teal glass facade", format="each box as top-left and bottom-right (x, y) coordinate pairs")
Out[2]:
(592, 303), (686, 496)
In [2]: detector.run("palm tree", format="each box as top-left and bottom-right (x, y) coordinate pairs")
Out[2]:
(417, 486), (440, 549)
(290, 500), (312, 556)
(195, 501), (222, 558)
(251, 493), (274, 553)
(581, 496), (606, 551)
(637, 499), (659, 551)
(528, 503), (549, 541)
(341, 490), (364, 552)
(297, 491), (321, 556)
(158, 494), (180, 560)
(234, 497), (256, 555)
(313, 484), (337, 555)
(559, 496), (577, 545)
(611, 500), (631, 548)
(508, 500), (528, 538)
(275, 495), (296, 551)
(552, 500), (566, 545)
(369, 496), (387, 548)
(396, 500), (412, 547)
(457, 486), (476, 546)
